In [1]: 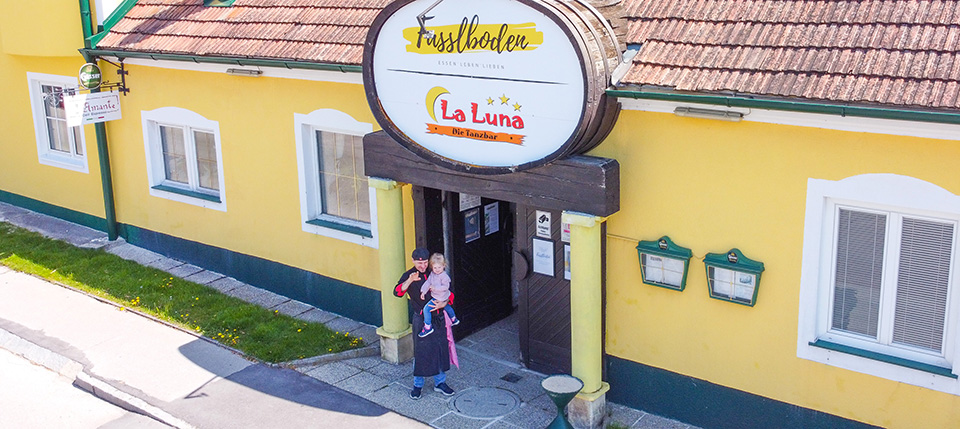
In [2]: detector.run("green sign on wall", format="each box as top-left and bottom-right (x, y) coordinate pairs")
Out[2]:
(78, 63), (102, 90)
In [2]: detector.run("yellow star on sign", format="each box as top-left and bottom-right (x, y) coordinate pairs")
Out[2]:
(487, 97), (495, 105)
(513, 102), (522, 112)
(500, 94), (510, 105)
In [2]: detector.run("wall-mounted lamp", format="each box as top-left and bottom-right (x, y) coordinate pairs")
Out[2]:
(674, 106), (743, 122)
(225, 68), (262, 77)
(636, 236), (692, 291)
(703, 248), (765, 306)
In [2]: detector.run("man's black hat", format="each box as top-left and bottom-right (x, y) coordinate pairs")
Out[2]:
(412, 248), (430, 261)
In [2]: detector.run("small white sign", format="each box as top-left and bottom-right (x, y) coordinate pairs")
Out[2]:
(564, 244), (571, 280)
(536, 210), (551, 238)
(459, 193), (481, 211)
(561, 222), (571, 242)
(532, 238), (554, 276)
(484, 202), (499, 235)
(65, 92), (121, 127)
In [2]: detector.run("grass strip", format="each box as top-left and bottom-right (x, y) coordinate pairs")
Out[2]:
(0, 222), (362, 363)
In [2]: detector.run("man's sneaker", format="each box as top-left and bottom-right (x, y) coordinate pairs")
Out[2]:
(418, 325), (434, 337)
(434, 382), (455, 396)
(410, 386), (422, 400)
(450, 317), (460, 326)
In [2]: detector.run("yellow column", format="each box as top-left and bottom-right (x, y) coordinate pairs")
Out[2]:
(371, 178), (409, 335)
(562, 211), (607, 395)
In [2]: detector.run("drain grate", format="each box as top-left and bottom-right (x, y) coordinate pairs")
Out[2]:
(500, 372), (523, 383)
(453, 387), (521, 418)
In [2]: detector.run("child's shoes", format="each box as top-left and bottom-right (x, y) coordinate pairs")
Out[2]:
(418, 325), (434, 337)
(450, 317), (460, 326)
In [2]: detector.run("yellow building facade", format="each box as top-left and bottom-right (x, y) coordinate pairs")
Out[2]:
(3, 2), (960, 428)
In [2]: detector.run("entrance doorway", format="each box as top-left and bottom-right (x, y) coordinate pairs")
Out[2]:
(415, 187), (515, 340)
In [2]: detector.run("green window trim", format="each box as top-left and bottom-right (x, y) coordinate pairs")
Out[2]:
(151, 184), (221, 203)
(810, 340), (957, 379)
(636, 236), (692, 291)
(703, 248), (765, 306)
(306, 218), (373, 238)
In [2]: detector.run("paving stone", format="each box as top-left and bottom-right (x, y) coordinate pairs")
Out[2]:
(183, 270), (226, 285)
(0, 265), (11, 275)
(497, 395), (555, 429)
(106, 243), (164, 265)
(431, 411), (492, 429)
(365, 360), (414, 382)
(370, 383), (452, 423)
(222, 284), (288, 308)
(607, 402), (645, 428)
(335, 371), (393, 397)
(167, 263), (204, 279)
(325, 316), (363, 334)
(635, 414), (690, 429)
(304, 361), (361, 384)
(342, 355), (383, 370)
(295, 308), (339, 324)
(145, 257), (184, 271)
(272, 299), (313, 317)
(351, 324), (378, 345)
(207, 276), (244, 294)
(479, 419), (524, 429)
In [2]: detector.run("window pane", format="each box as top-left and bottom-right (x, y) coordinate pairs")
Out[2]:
(46, 120), (70, 153)
(160, 125), (188, 184)
(72, 126), (83, 156)
(893, 218), (953, 353)
(832, 209), (886, 338)
(316, 131), (371, 224)
(193, 131), (219, 191)
(353, 136), (371, 223)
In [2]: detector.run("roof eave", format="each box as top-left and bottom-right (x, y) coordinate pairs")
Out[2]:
(80, 48), (363, 74)
(608, 87), (960, 126)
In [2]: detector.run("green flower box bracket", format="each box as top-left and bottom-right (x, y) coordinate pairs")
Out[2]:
(703, 248), (765, 306)
(636, 236), (692, 291)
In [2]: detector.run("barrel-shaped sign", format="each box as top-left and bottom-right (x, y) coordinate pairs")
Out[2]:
(78, 63), (102, 90)
(364, 0), (619, 174)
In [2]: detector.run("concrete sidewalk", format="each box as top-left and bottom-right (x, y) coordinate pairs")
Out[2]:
(0, 201), (696, 429)
(0, 266), (423, 428)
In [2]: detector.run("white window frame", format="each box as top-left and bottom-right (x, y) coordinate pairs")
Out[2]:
(294, 109), (378, 248)
(26, 72), (89, 173)
(798, 174), (960, 394)
(141, 107), (226, 211)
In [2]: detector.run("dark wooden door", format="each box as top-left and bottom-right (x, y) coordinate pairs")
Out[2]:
(516, 206), (572, 375)
(415, 187), (514, 340)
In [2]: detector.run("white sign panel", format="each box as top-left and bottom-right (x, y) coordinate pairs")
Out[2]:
(459, 193), (481, 211)
(535, 210), (551, 238)
(532, 238), (554, 276)
(369, 0), (585, 169)
(484, 202), (499, 235)
(561, 222), (571, 243)
(65, 92), (121, 127)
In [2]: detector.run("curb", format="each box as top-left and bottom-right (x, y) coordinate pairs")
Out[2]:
(279, 341), (381, 368)
(0, 327), (193, 429)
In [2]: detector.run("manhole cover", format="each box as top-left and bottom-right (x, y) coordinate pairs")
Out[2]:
(453, 387), (521, 418)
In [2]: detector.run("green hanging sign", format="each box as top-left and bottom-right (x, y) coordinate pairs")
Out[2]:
(636, 236), (692, 291)
(78, 63), (102, 90)
(703, 248), (765, 306)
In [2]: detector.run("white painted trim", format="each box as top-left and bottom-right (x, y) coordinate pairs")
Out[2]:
(797, 174), (960, 395)
(109, 57), (362, 85)
(293, 109), (378, 248)
(141, 107), (227, 211)
(25, 72), (89, 174)
(620, 98), (960, 142)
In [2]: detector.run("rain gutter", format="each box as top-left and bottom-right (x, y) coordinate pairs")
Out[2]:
(78, 0), (94, 48)
(80, 49), (363, 74)
(607, 89), (960, 126)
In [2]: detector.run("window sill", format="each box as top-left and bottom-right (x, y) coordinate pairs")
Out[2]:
(810, 339), (956, 379)
(151, 185), (221, 203)
(306, 218), (372, 238)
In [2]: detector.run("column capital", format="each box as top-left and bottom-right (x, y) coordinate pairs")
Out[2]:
(369, 177), (403, 190)
(561, 211), (607, 228)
